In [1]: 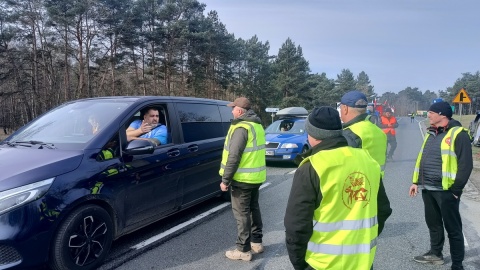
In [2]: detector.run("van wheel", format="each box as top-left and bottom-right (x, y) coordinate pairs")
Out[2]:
(49, 205), (113, 270)
(301, 146), (309, 154)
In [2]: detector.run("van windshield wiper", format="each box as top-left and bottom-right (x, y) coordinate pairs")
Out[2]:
(10, 140), (56, 149)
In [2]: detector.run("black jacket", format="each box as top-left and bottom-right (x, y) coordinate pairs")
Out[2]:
(284, 136), (392, 270)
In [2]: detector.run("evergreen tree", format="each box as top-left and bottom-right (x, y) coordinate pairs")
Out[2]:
(310, 73), (336, 108)
(333, 68), (355, 101)
(273, 38), (311, 108)
(238, 35), (274, 112)
(355, 71), (375, 99)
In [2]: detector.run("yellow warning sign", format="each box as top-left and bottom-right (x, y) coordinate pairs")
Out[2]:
(452, 88), (471, 104)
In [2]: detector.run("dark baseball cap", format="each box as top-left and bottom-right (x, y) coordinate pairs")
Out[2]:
(227, 97), (251, 110)
(340, 91), (368, 108)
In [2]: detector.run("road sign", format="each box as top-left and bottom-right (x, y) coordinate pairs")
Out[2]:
(265, 107), (280, 113)
(452, 88), (471, 104)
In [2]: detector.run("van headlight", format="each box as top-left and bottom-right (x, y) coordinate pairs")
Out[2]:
(0, 178), (54, 215)
(280, 143), (298, 149)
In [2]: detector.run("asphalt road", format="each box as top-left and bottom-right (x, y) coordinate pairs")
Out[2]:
(97, 117), (480, 270)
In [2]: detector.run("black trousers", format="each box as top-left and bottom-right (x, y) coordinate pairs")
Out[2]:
(230, 185), (263, 252)
(386, 134), (397, 157)
(422, 189), (464, 266)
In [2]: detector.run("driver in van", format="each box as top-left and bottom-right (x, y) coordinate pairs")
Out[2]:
(127, 107), (167, 145)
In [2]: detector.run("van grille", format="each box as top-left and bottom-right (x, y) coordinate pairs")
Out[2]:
(265, 142), (279, 149)
(0, 245), (22, 267)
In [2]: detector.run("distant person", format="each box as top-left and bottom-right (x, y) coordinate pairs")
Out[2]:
(219, 97), (266, 262)
(126, 107), (167, 145)
(366, 105), (379, 125)
(409, 101), (472, 270)
(380, 108), (398, 160)
(410, 112), (415, 123)
(284, 106), (391, 270)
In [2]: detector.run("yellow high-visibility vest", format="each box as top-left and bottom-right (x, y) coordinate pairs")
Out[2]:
(412, 127), (469, 189)
(219, 121), (266, 184)
(301, 146), (380, 270)
(345, 120), (387, 177)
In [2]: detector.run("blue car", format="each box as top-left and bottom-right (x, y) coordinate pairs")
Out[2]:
(264, 107), (309, 162)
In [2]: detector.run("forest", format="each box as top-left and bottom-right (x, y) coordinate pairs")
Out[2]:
(1, 0), (479, 131)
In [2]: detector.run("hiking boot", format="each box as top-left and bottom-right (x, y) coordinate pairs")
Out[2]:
(251, 242), (264, 254)
(413, 251), (444, 265)
(451, 264), (464, 270)
(225, 249), (252, 261)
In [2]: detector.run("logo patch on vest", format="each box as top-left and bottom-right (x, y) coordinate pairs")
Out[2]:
(445, 137), (451, 146)
(342, 172), (371, 209)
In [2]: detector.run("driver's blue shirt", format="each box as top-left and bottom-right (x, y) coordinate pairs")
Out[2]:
(129, 120), (167, 145)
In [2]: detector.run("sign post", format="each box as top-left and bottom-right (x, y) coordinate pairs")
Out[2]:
(452, 88), (471, 120)
(265, 108), (280, 124)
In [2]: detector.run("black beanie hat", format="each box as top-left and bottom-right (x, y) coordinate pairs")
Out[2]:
(305, 106), (343, 140)
(429, 101), (452, 119)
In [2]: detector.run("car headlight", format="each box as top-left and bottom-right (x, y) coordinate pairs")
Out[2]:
(281, 143), (299, 149)
(0, 178), (54, 215)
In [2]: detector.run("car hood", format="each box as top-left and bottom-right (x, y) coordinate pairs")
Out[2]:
(266, 133), (305, 144)
(0, 147), (84, 191)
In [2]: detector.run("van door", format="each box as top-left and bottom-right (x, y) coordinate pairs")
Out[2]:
(174, 102), (230, 206)
(123, 103), (183, 227)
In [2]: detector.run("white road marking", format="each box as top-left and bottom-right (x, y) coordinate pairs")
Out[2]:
(131, 182), (271, 250)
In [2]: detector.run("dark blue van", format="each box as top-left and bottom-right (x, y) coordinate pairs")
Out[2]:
(0, 96), (232, 269)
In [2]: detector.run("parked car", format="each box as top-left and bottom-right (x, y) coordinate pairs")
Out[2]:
(0, 96), (233, 270)
(264, 107), (309, 163)
(469, 110), (480, 146)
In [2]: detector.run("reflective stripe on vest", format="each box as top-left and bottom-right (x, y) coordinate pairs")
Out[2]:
(412, 127), (468, 189)
(308, 239), (377, 255)
(313, 216), (378, 232)
(345, 120), (387, 177)
(219, 121), (266, 184)
(301, 147), (380, 270)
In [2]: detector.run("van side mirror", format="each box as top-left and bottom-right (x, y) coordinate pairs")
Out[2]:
(123, 139), (155, 155)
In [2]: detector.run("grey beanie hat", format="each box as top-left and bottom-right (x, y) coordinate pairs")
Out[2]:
(305, 106), (343, 140)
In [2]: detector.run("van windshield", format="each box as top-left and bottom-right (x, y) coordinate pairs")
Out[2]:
(4, 100), (132, 149)
(265, 119), (305, 134)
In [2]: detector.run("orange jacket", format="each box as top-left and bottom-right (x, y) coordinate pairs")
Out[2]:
(380, 116), (398, 135)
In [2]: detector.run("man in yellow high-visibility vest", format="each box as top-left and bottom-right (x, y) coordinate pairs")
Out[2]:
(219, 97), (266, 262)
(409, 101), (472, 270)
(284, 106), (391, 270)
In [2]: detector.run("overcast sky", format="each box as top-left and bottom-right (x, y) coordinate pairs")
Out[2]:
(201, 0), (480, 95)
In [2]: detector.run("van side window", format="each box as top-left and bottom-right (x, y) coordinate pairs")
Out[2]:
(177, 103), (224, 142)
(219, 105), (233, 134)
